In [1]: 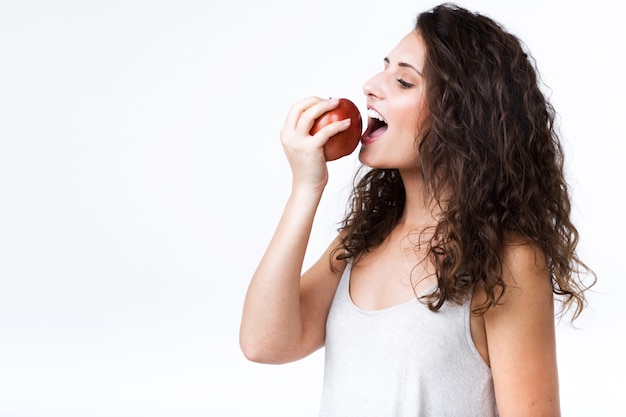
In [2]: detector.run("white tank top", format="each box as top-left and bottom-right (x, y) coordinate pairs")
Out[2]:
(319, 262), (498, 417)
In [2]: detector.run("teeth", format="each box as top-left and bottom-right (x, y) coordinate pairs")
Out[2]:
(367, 108), (386, 123)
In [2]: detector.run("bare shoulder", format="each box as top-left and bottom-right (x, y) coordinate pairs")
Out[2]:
(298, 236), (347, 353)
(485, 238), (555, 339)
(484, 239), (560, 416)
(301, 236), (347, 296)
(502, 239), (550, 284)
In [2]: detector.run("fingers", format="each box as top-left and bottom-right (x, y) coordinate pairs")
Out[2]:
(278, 96), (353, 189)
(281, 97), (354, 149)
(293, 98), (341, 136)
(310, 118), (351, 144)
(282, 96), (325, 132)
(282, 97), (337, 133)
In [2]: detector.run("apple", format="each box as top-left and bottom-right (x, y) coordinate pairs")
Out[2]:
(310, 98), (363, 161)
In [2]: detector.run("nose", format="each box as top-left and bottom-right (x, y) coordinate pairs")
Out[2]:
(362, 71), (384, 99)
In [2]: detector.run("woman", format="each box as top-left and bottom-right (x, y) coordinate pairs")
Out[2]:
(240, 3), (593, 416)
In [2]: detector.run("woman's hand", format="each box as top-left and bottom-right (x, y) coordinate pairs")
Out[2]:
(240, 97), (352, 363)
(280, 97), (352, 192)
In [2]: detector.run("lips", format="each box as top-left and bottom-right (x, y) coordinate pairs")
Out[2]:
(361, 107), (388, 145)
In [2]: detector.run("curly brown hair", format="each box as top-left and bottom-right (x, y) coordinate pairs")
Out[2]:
(334, 3), (594, 319)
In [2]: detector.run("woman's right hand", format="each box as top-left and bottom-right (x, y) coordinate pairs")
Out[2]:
(279, 97), (352, 192)
(240, 97), (352, 364)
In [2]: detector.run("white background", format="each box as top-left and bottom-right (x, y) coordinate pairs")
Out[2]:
(0, 0), (624, 416)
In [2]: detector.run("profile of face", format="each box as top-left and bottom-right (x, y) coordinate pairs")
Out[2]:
(360, 31), (429, 171)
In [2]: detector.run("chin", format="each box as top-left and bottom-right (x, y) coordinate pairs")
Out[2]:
(357, 147), (374, 167)
(358, 149), (389, 169)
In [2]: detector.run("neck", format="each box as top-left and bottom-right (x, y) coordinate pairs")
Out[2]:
(397, 170), (442, 230)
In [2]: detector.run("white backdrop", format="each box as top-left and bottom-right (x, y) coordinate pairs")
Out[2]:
(0, 1), (624, 416)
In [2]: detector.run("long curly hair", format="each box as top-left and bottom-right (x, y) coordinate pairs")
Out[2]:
(334, 3), (594, 319)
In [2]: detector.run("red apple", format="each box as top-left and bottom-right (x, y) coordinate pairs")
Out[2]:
(310, 98), (363, 161)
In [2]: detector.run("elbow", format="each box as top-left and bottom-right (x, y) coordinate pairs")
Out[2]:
(240, 338), (269, 363)
(239, 332), (300, 364)
(239, 320), (267, 363)
(240, 344), (289, 365)
(239, 332), (280, 364)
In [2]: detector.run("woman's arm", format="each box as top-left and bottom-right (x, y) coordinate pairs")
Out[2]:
(239, 204), (345, 364)
(239, 97), (350, 364)
(484, 242), (560, 416)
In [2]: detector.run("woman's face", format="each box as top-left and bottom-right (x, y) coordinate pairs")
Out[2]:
(359, 31), (428, 171)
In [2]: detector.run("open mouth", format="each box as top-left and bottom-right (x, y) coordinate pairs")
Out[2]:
(362, 108), (388, 142)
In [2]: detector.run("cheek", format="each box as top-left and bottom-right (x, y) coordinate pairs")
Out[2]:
(398, 106), (427, 138)
(412, 99), (429, 136)
(397, 94), (428, 133)
(416, 108), (430, 136)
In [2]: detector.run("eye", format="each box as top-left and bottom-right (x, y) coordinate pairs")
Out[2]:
(396, 78), (414, 89)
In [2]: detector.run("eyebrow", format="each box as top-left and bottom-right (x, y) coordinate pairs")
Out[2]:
(384, 57), (423, 77)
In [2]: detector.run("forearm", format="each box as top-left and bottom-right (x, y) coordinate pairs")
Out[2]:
(240, 96), (349, 363)
(240, 186), (323, 362)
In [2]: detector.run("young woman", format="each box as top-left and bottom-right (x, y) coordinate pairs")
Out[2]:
(240, 4), (593, 416)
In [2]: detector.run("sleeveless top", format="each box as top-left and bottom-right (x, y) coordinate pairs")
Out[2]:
(319, 262), (498, 417)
